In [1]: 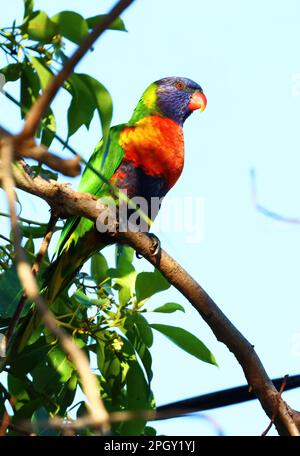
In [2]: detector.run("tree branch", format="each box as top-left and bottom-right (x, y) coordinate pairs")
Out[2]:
(4, 159), (299, 436)
(0, 127), (81, 177)
(20, 141), (81, 178)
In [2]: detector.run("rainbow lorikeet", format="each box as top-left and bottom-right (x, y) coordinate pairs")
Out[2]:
(21, 77), (206, 343)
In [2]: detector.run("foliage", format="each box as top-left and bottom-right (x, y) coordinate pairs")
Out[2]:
(0, 0), (217, 436)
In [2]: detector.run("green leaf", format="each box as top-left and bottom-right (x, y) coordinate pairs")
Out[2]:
(25, 11), (58, 42)
(30, 165), (58, 181)
(153, 302), (185, 314)
(7, 375), (48, 422)
(48, 345), (73, 382)
(31, 365), (60, 394)
(144, 426), (157, 436)
(86, 14), (127, 32)
(76, 402), (95, 435)
(91, 252), (109, 285)
(138, 345), (153, 383)
(135, 268), (170, 303)
(10, 338), (51, 375)
(96, 337), (123, 395)
(21, 224), (48, 239)
(124, 320), (153, 383)
(120, 361), (150, 435)
(0, 63), (23, 82)
(13, 398), (44, 421)
(76, 74), (113, 159)
(116, 245), (134, 268)
(30, 56), (53, 90)
(135, 314), (153, 348)
(20, 62), (40, 118)
(109, 264), (136, 307)
(24, 237), (34, 254)
(125, 313), (153, 348)
(32, 407), (57, 436)
(41, 108), (56, 147)
(23, 0), (34, 20)
(7, 374), (30, 403)
(51, 11), (88, 44)
(57, 373), (77, 415)
(151, 324), (218, 366)
(108, 246), (137, 306)
(0, 266), (23, 319)
(76, 401), (87, 418)
(67, 73), (96, 137)
(72, 289), (97, 307)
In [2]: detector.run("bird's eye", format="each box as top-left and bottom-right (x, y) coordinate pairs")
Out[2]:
(175, 81), (185, 90)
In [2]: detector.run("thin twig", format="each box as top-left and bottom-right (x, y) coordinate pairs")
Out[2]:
(1, 125), (80, 178)
(0, 245), (13, 262)
(6, 423), (36, 436)
(0, 233), (12, 243)
(31, 212), (58, 275)
(0, 138), (110, 434)
(17, 0), (135, 141)
(0, 396), (16, 436)
(261, 375), (289, 436)
(19, 141), (81, 177)
(251, 168), (300, 224)
(0, 212), (50, 226)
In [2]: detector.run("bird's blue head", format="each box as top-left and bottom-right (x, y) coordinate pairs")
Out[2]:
(129, 76), (207, 126)
(155, 76), (207, 125)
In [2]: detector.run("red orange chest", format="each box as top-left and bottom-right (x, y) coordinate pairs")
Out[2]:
(118, 116), (184, 188)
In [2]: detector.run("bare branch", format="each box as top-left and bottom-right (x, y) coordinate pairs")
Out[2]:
(0, 395), (15, 436)
(31, 212), (58, 275)
(0, 126), (81, 177)
(261, 375), (289, 436)
(20, 142), (81, 178)
(0, 139), (110, 434)
(17, 0), (135, 141)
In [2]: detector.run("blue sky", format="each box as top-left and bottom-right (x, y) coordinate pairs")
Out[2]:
(1, 0), (300, 436)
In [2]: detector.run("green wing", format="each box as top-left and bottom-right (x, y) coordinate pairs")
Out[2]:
(55, 124), (126, 257)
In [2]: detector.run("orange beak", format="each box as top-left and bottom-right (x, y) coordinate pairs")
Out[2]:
(189, 90), (207, 112)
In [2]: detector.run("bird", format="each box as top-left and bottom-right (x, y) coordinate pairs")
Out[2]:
(20, 76), (207, 346)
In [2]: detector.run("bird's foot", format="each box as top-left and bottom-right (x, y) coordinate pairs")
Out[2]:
(136, 233), (161, 259)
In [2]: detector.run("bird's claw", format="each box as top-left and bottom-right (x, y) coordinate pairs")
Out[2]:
(136, 233), (161, 259)
(148, 233), (161, 256)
